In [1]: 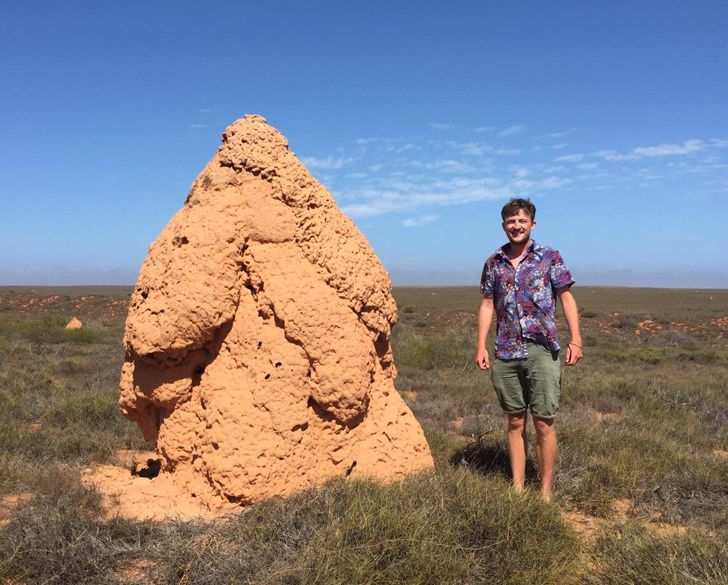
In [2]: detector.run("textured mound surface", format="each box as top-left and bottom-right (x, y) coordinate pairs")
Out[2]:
(116, 115), (433, 510)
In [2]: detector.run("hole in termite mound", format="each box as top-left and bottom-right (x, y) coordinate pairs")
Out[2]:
(131, 457), (161, 479)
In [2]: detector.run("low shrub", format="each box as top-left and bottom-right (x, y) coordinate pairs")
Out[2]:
(580, 310), (600, 318)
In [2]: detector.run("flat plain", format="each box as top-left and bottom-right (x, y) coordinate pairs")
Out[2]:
(0, 285), (726, 584)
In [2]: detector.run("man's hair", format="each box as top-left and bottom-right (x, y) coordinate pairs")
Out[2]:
(501, 198), (536, 221)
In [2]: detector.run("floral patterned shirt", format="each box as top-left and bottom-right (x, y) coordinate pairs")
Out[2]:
(480, 240), (574, 360)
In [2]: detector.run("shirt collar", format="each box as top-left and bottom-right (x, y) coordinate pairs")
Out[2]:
(495, 239), (542, 261)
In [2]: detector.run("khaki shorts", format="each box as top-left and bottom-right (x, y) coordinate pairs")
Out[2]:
(490, 341), (562, 419)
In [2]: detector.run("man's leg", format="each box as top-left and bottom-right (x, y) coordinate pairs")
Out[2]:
(533, 416), (557, 501)
(506, 412), (528, 492)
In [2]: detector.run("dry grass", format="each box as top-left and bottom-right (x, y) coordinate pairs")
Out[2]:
(0, 285), (726, 584)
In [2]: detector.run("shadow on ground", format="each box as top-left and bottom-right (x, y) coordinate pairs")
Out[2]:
(450, 435), (539, 484)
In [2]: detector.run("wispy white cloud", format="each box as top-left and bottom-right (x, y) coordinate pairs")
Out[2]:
(499, 124), (527, 137)
(474, 125), (495, 133)
(189, 123), (207, 128)
(411, 159), (474, 173)
(594, 139), (705, 161)
(633, 139), (704, 158)
(402, 214), (439, 228)
(301, 155), (355, 170)
(511, 176), (572, 190)
(378, 141), (403, 153)
(429, 122), (456, 130)
(341, 184), (509, 217)
(544, 128), (576, 139)
(309, 130), (726, 222)
(447, 141), (493, 157)
(542, 176), (573, 188)
(388, 179), (419, 192)
(592, 149), (624, 161)
(555, 153), (584, 162)
(340, 172), (570, 218)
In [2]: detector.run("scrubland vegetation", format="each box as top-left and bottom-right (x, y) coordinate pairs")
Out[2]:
(0, 285), (726, 584)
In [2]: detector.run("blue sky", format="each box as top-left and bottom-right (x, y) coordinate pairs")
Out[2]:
(2, 1), (727, 287)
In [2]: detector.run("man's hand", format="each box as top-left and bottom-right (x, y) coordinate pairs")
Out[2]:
(557, 287), (582, 367)
(475, 347), (491, 370)
(565, 342), (583, 366)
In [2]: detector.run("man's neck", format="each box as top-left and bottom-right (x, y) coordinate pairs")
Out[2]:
(507, 239), (532, 260)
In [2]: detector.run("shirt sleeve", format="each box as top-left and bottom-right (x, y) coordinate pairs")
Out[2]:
(549, 250), (575, 291)
(480, 259), (495, 298)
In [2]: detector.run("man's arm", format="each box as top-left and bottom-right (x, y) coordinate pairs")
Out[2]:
(557, 286), (582, 366)
(475, 296), (494, 369)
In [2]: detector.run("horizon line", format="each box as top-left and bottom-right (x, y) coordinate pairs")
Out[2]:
(1, 283), (727, 292)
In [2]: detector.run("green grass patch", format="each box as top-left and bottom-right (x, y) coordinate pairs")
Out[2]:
(0, 471), (583, 585)
(599, 345), (666, 364)
(588, 524), (728, 585)
(0, 315), (105, 344)
(155, 472), (583, 585)
(0, 285), (727, 584)
(0, 468), (148, 585)
(393, 325), (472, 371)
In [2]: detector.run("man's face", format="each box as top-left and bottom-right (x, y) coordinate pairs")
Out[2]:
(502, 209), (535, 245)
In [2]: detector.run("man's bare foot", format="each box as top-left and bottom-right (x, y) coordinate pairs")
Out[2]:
(540, 490), (552, 503)
(510, 483), (525, 495)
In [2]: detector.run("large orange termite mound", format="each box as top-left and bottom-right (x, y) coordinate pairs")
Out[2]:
(113, 115), (433, 512)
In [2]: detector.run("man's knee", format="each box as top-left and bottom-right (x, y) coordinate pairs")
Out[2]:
(507, 412), (527, 432)
(532, 416), (555, 436)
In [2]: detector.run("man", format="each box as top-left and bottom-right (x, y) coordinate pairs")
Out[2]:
(475, 198), (582, 502)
